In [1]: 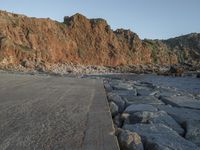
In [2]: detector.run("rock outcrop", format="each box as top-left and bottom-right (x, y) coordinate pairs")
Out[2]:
(163, 33), (200, 66)
(0, 10), (199, 73)
(0, 11), (152, 69)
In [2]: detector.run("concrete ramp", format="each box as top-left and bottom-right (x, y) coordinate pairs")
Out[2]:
(0, 73), (119, 150)
(83, 80), (119, 150)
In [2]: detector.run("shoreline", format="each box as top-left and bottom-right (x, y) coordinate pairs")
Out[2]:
(0, 63), (200, 78)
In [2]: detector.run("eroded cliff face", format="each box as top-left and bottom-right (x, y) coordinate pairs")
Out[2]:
(163, 33), (200, 66)
(2, 10), (198, 71)
(143, 39), (178, 65)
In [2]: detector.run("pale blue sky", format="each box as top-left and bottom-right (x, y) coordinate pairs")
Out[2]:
(0, 0), (199, 39)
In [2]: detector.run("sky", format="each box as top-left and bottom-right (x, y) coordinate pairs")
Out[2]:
(0, 0), (200, 39)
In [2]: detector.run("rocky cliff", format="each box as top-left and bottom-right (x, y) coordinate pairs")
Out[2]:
(0, 10), (199, 72)
(143, 33), (200, 70)
(163, 33), (200, 66)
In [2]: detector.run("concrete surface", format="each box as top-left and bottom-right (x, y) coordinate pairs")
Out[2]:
(0, 73), (119, 150)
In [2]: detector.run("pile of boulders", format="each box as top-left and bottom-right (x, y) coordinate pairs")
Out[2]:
(104, 79), (200, 150)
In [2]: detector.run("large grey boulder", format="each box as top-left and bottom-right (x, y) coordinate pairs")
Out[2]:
(124, 96), (164, 107)
(112, 83), (134, 91)
(109, 79), (123, 86)
(124, 104), (158, 113)
(185, 121), (200, 147)
(104, 82), (113, 92)
(123, 124), (199, 150)
(113, 114), (123, 128)
(157, 87), (182, 97)
(123, 111), (184, 135)
(118, 130), (144, 150)
(112, 89), (137, 98)
(197, 73), (200, 78)
(134, 82), (155, 89)
(107, 93), (125, 113)
(160, 95), (200, 110)
(133, 82), (158, 96)
(109, 101), (119, 117)
(137, 88), (159, 96)
(158, 105), (200, 146)
(157, 105), (200, 124)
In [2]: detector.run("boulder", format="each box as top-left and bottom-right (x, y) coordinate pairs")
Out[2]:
(123, 111), (184, 135)
(118, 130), (144, 150)
(113, 114), (123, 128)
(109, 101), (119, 117)
(124, 96), (164, 107)
(124, 104), (157, 113)
(197, 73), (200, 78)
(134, 82), (155, 89)
(157, 105), (200, 124)
(112, 89), (137, 98)
(107, 93), (125, 113)
(160, 95), (200, 110)
(158, 105), (200, 146)
(123, 124), (199, 150)
(137, 88), (159, 96)
(104, 82), (113, 92)
(112, 83), (134, 91)
(185, 121), (200, 147)
(167, 65), (184, 76)
(157, 87), (182, 97)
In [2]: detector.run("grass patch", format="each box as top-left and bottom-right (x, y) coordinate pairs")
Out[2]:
(77, 48), (87, 59)
(0, 55), (4, 62)
(144, 40), (158, 63)
(18, 44), (33, 52)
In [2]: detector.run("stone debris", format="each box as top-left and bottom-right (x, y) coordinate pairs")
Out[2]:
(118, 130), (144, 150)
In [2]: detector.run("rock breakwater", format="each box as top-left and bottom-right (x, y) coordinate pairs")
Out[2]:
(104, 78), (200, 150)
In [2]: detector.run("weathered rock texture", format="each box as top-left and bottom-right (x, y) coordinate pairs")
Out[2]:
(0, 10), (199, 71)
(0, 11), (150, 68)
(162, 33), (200, 66)
(0, 12), (168, 68)
(104, 77), (200, 149)
(143, 33), (200, 67)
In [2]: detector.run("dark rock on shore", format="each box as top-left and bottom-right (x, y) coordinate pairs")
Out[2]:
(107, 93), (125, 113)
(158, 105), (200, 146)
(118, 130), (144, 150)
(124, 96), (164, 107)
(160, 95), (200, 110)
(123, 111), (184, 135)
(123, 124), (199, 150)
(124, 104), (158, 113)
(197, 73), (200, 78)
(109, 101), (119, 117)
(184, 121), (200, 147)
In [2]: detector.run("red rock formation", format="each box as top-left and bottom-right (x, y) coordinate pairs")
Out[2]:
(0, 11), (178, 69)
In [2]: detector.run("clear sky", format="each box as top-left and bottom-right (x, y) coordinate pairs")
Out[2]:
(0, 0), (200, 39)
